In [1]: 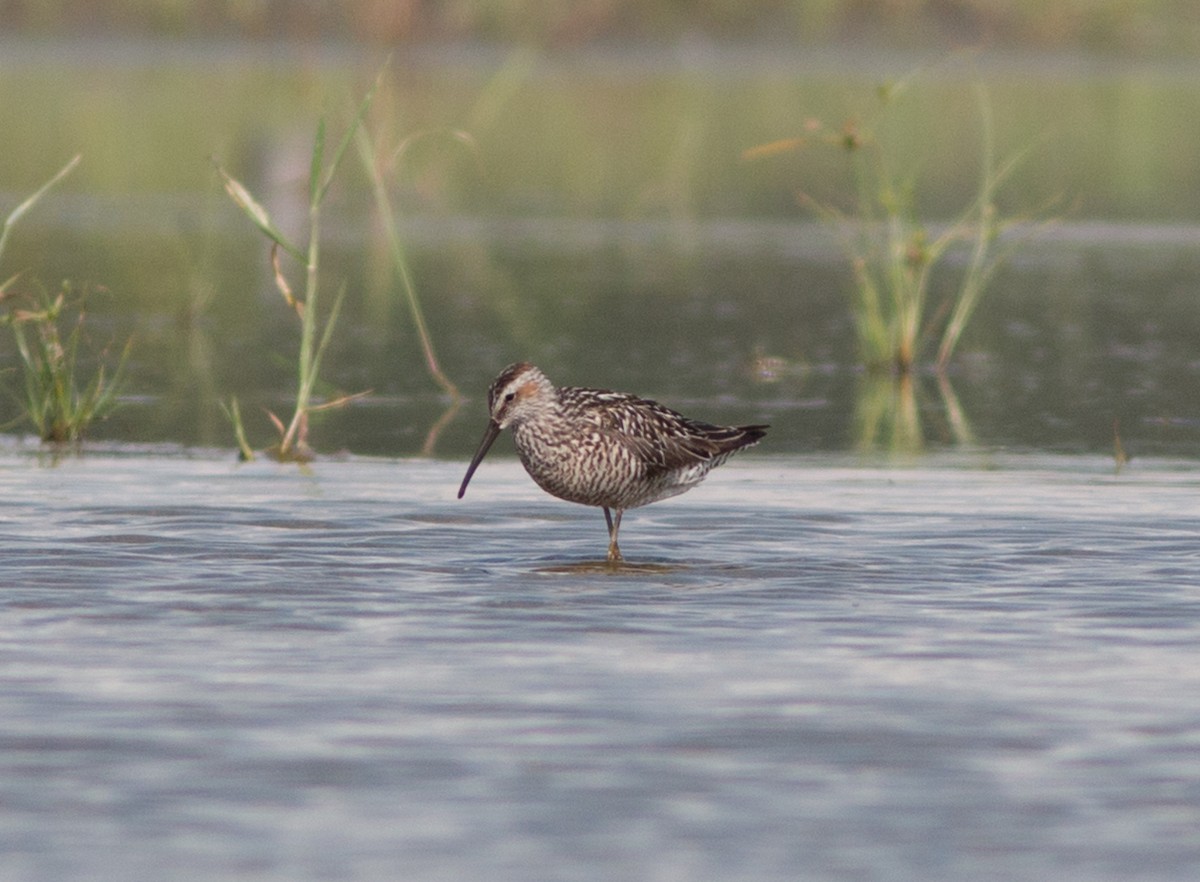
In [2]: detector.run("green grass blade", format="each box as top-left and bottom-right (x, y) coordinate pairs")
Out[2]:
(314, 65), (385, 206)
(11, 324), (46, 437)
(219, 395), (256, 461)
(306, 280), (347, 403)
(279, 279), (343, 457)
(356, 126), (461, 401)
(936, 85), (1012, 369)
(0, 154), (81, 268)
(308, 116), (327, 206)
(214, 162), (305, 262)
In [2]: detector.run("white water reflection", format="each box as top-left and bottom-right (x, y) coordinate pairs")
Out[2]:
(1, 449), (1199, 880)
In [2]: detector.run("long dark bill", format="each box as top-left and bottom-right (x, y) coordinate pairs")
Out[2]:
(457, 420), (502, 498)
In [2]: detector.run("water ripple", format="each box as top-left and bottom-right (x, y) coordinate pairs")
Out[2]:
(1, 451), (1198, 881)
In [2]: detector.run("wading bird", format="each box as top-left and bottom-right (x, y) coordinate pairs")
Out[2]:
(457, 362), (767, 561)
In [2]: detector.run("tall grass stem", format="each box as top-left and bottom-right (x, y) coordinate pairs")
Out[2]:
(357, 127), (461, 402)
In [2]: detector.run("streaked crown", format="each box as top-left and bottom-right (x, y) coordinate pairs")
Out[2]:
(487, 362), (557, 428)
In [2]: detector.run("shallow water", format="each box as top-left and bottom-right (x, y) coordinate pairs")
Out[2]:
(2, 449), (1199, 881)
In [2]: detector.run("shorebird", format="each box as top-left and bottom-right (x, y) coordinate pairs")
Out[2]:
(457, 362), (768, 561)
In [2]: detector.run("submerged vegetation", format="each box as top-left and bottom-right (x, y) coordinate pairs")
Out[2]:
(0, 155), (132, 445)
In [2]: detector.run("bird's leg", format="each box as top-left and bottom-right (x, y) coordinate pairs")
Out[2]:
(603, 507), (624, 562)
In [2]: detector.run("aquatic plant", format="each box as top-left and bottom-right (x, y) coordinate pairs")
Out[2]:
(214, 76), (380, 462)
(356, 126), (463, 404)
(3, 283), (132, 444)
(748, 78), (1028, 375)
(355, 124), (470, 453)
(0, 155), (132, 445)
(0, 155), (81, 269)
(831, 83), (1019, 374)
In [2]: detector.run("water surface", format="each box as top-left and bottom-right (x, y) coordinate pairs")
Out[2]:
(2, 449), (1198, 880)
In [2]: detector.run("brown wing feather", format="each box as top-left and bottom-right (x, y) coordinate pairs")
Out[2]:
(562, 385), (767, 473)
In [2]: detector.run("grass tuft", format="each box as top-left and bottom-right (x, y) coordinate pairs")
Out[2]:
(214, 70), (384, 462)
(0, 155), (132, 446)
(748, 74), (1035, 375)
(819, 83), (1015, 374)
(3, 283), (131, 444)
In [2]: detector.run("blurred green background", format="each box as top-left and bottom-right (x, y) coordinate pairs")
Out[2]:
(1, 1), (1198, 458)
(5, 1), (1200, 54)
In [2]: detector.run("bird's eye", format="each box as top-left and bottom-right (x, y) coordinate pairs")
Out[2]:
(503, 391), (516, 403)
